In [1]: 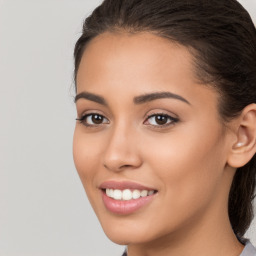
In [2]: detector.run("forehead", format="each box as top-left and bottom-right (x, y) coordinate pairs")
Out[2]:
(76, 32), (219, 114)
(77, 31), (197, 89)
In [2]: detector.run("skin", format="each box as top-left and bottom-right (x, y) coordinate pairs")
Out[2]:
(73, 32), (252, 256)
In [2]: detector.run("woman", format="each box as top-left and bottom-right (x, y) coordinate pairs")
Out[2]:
(72, 0), (256, 255)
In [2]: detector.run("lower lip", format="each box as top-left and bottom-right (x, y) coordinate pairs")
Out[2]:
(101, 190), (156, 215)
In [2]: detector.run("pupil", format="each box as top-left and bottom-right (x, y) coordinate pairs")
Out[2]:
(156, 115), (167, 125)
(92, 115), (103, 124)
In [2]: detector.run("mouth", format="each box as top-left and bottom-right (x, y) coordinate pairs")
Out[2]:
(99, 181), (158, 214)
(103, 188), (157, 200)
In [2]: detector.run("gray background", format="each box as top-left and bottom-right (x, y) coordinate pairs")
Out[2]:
(0, 1), (255, 255)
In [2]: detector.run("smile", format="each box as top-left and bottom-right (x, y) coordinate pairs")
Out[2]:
(100, 181), (158, 214)
(105, 188), (155, 201)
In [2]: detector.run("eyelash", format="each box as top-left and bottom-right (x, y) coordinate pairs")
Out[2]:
(144, 113), (179, 128)
(76, 113), (109, 127)
(76, 112), (179, 128)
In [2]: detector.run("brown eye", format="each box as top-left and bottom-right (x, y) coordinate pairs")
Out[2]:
(76, 113), (109, 126)
(155, 115), (168, 125)
(145, 114), (179, 127)
(91, 114), (104, 124)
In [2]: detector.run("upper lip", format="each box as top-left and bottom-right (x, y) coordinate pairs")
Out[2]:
(99, 180), (157, 191)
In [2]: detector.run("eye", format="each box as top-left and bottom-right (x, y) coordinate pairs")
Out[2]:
(76, 113), (109, 126)
(144, 113), (179, 127)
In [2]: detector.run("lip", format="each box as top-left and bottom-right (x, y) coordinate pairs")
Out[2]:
(99, 180), (156, 191)
(99, 180), (157, 215)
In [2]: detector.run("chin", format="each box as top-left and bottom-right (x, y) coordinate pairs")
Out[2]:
(104, 229), (149, 245)
(98, 216), (153, 245)
(98, 213), (175, 247)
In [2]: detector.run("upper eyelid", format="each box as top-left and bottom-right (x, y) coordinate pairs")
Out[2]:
(78, 109), (109, 118)
(144, 109), (179, 120)
(80, 113), (109, 121)
(76, 104), (178, 117)
(146, 112), (175, 118)
(144, 113), (179, 124)
(78, 111), (176, 119)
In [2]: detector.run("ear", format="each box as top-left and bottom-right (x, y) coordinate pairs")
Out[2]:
(227, 104), (256, 168)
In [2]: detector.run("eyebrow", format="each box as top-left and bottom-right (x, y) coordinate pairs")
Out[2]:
(75, 91), (190, 106)
(75, 92), (107, 106)
(134, 91), (190, 105)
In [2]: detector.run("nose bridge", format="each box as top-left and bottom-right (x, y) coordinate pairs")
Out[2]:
(103, 119), (141, 171)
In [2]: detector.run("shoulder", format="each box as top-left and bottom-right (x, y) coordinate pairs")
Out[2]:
(240, 240), (256, 256)
(121, 241), (256, 256)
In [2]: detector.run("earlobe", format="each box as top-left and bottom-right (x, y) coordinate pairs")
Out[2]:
(227, 104), (256, 168)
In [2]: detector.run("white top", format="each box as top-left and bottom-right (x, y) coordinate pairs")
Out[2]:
(240, 240), (256, 256)
(122, 240), (256, 256)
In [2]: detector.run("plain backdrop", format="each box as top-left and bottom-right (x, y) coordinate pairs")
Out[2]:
(0, 1), (255, 256)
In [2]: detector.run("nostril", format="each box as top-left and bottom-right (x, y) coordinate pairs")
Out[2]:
(103, 163), (134, 171)
(120, 164), (133, 169)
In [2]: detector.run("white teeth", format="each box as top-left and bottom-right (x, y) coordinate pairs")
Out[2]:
(148, 190), (154, 196)
(132, 189), (141, 199)
(110, 189), (114, 198)
(122, 189), (132, 200)
(106, 188), (111, 197)
(105, 188), (155, 200)
(141, 190), (148, 197)
(113, 189), (122, 200)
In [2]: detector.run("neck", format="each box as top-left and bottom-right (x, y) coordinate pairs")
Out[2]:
(127, 213), (244, 256)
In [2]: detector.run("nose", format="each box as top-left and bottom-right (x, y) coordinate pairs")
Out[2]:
(102, 125), (142, 172)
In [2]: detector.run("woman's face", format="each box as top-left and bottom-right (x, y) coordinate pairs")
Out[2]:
(73, 32), (234, 245)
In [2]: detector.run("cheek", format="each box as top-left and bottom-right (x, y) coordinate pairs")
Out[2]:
(141, 122), (226, 212)
(73, 126), (101, 185)
(73, 126), (105, 215)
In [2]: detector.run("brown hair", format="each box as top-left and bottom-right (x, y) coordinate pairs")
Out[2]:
(74, 0), (256, 237)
